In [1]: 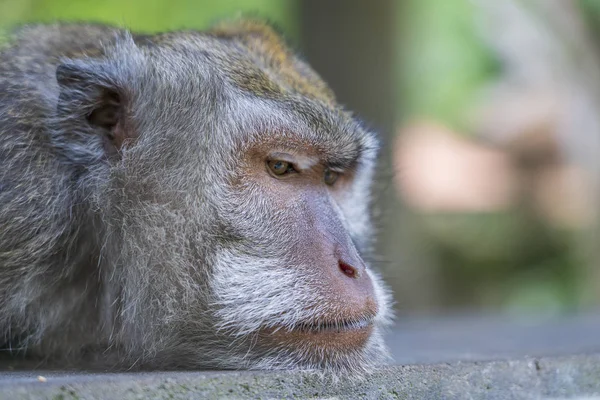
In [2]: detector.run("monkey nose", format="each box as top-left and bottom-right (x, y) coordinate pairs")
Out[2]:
(338, 260), (358, 278)
(334, 242), (366, 278)
(334, 255), (378, 315)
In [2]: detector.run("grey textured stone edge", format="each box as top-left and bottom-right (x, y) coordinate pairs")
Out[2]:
(0, 353), (599, 400)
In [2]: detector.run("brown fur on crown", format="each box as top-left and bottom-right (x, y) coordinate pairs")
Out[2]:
(209, 18), (336, 103)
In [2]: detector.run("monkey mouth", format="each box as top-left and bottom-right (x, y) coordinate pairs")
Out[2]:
(295, 318), (373, 334)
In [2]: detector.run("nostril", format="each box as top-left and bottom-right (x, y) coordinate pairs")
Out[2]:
(339, 260), (357, 278)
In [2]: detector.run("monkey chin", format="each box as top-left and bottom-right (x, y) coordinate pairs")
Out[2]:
(266, 320), (373, 351)
(252, 318), (381, 373)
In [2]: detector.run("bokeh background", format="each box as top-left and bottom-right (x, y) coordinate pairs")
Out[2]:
(1, 0), (598, 317)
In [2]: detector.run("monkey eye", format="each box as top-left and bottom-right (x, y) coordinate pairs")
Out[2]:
(324, 169), (339, 186)
(267, 160), (296, 176)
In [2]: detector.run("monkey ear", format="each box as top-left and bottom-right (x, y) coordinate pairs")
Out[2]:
(56, 61), (130, 152)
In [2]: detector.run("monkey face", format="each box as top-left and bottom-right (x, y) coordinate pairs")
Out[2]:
(199, 96), (393, 372)
(101, 98), (393, 373)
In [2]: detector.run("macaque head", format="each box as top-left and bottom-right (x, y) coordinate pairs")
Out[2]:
(55, 20), (392, 373)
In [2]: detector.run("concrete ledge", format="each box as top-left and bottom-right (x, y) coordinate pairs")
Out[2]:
(2, 314), (600, 399)
(0, 353), (599, 400)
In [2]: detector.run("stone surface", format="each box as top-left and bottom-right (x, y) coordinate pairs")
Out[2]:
(386, 312), (600, 364)
(0, 312), (599, 399)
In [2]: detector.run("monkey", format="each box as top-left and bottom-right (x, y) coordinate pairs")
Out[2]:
(0, 19), (392, 374)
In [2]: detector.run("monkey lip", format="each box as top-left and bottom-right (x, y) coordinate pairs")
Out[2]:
(294, 318), (373, 333)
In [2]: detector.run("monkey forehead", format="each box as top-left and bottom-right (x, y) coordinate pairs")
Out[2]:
(213, 49), (335, 105)
(131, 26), (378, 158)
(224, 95), (379, 166)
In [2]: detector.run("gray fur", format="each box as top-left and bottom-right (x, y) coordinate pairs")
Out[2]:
(0, 21), (392, 373)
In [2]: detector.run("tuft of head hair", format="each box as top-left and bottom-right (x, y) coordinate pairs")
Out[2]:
(209, 18), (336, 103)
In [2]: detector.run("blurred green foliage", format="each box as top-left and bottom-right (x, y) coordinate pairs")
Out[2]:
(423, 213), (581, 313)
(0, 0), (297, 38)
(399, 0), (499, 132)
